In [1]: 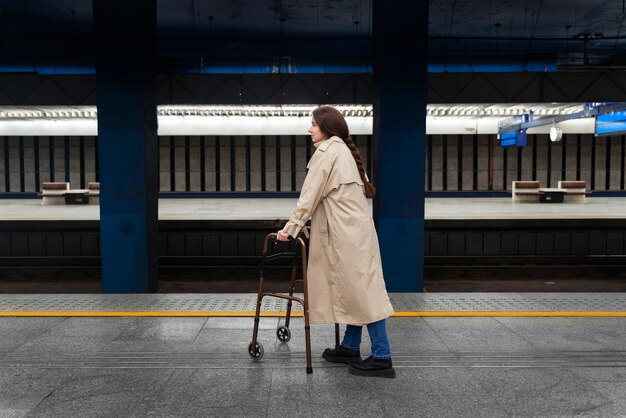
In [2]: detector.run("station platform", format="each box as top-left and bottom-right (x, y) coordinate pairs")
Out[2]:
(1, 199), (625, 415)
(2, 197), (626, 278)
(0, 293), (625, 417)
(2, 196), (626, 222)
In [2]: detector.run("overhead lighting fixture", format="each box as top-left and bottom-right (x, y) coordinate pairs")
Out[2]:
(549, 124), (563, 142)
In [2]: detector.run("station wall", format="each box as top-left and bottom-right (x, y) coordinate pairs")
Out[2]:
(1, 133), (624, 194)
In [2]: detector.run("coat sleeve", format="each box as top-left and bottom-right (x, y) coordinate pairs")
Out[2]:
(282, 150), (335, 238)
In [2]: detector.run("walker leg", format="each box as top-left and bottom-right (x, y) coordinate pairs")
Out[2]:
(285, 300), (293, 328)
(285, 254), (298, 329)
(298, 235), (312, 374)
(251, 274), (266, 349)
(334, 323), (340, 348)
(304, 324), (313, 374)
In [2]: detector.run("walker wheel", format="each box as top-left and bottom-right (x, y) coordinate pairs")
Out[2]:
(276, 326), (291, 343)
(248, 341), (264, 359)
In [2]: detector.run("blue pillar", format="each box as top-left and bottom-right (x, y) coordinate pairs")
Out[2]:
(94, 1), (158, 293)
(372, 1), (427, 292)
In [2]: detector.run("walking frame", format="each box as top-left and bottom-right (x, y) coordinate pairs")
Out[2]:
(248, 232), (340, 374)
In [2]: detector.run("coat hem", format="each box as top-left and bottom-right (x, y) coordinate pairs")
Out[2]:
(309, 309), (395, 326)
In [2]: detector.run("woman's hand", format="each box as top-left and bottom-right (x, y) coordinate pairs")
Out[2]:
(276, 231), (290, 241)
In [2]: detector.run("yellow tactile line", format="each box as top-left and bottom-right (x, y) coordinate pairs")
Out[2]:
(0, 311), (625, 317)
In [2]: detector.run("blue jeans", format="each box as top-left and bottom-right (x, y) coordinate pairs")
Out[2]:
(340, 318), (392, 360)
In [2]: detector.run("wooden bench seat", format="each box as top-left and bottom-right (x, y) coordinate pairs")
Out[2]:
(512, 181), (541, 202)
(557, 180), (589, 202)
(40, 182), (70, 205)
(87, 182), (100, 204)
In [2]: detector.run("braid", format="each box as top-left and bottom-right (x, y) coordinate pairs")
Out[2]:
(343, 136), (376, 198)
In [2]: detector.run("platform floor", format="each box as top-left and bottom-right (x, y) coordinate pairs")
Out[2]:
(0, 292), (625, 316)
(2, 199), (625, 415)
(0, 294), (625, 417)
(2, 197), (626, 221)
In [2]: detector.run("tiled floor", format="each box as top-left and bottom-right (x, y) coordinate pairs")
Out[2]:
(1, 313), (625, 417)
(1, 292), (625, 313)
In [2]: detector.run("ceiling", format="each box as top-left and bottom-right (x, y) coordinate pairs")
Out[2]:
(0, 0), (625, 73)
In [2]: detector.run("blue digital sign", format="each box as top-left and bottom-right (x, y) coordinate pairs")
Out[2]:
(595, 110), (626, 136)
(499, 130), (527, 147)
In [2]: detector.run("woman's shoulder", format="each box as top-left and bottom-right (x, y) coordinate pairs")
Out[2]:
(307, 138), (342, 169)
(317, 136), (345, 153)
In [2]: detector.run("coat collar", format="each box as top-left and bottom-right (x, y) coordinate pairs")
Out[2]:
(315, 136), (344, 151)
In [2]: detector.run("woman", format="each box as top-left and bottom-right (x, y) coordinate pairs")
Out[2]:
(276, 105), (396, 378)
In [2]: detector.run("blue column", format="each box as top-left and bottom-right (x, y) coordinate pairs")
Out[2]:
(372, 1), (427, 292)
(94, 1), (158, 293)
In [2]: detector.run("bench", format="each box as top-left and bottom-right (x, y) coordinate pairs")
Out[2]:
(87, 182), (100, 204)
(557, 180), (589, 203)
(40, 182), (101, 205)
(40, 182), (70, 205)
(512, 181), (541, 203)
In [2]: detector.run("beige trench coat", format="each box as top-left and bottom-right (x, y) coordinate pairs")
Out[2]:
(282, 136), (395, 325)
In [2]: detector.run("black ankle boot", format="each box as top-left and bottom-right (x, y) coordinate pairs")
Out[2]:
(348, 356), (396, 378)
(322, 346), (361, 364)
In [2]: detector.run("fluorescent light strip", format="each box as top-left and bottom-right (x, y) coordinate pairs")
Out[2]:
(0, 104), (588, 120)
(0, 103), (595, 135)
(0, 105), (374, 120)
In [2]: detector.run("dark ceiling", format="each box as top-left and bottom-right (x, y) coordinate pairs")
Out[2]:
(0, 0), (625, 73)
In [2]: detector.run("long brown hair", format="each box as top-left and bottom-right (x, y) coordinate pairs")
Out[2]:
(312, 105), (376, 198)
